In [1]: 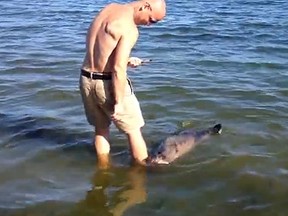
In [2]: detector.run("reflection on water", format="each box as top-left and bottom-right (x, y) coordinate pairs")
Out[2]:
(73, 165), (147, 216)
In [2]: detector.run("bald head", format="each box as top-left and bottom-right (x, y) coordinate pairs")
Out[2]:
(145, 0), (166, 19)
(131, 0), (166, 25)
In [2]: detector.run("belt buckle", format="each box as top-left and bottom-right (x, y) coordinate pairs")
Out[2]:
(90, 72), (94, 79)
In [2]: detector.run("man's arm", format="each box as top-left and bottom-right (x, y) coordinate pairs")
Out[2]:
(112, 35), (133, 104)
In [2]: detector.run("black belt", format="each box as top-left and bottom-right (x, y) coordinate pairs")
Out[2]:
(81, 69), (112, 80)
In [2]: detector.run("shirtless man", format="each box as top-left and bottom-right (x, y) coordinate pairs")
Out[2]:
(80, 0), (166, 167)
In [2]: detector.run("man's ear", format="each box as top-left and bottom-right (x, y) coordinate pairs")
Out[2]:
(139, 2), (151, 11)
(144, 2), (152, 10)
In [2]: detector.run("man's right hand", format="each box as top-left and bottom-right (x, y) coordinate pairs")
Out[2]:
(128, 57), (142, 68)
(128, 57), (151, 68)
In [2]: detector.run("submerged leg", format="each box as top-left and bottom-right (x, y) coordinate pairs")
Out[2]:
(126, 128), (148, 165)
(94, 127), (111, 169)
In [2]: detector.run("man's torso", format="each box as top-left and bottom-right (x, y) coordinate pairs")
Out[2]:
(82, 3), (139, 73)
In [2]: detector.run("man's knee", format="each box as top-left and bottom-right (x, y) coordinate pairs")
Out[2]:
(95, 127), (109, 137)
(94, 127), (110, 156)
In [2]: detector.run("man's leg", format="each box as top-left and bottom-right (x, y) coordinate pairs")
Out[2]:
(95, 127), (110, 169)
(126, 128), (148, 165)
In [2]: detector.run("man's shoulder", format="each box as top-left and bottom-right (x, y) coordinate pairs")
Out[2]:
(100, 4), (138, 39)
(109, 16), (137, 37)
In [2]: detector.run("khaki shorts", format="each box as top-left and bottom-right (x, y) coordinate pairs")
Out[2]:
(79, 74), (145, 133)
